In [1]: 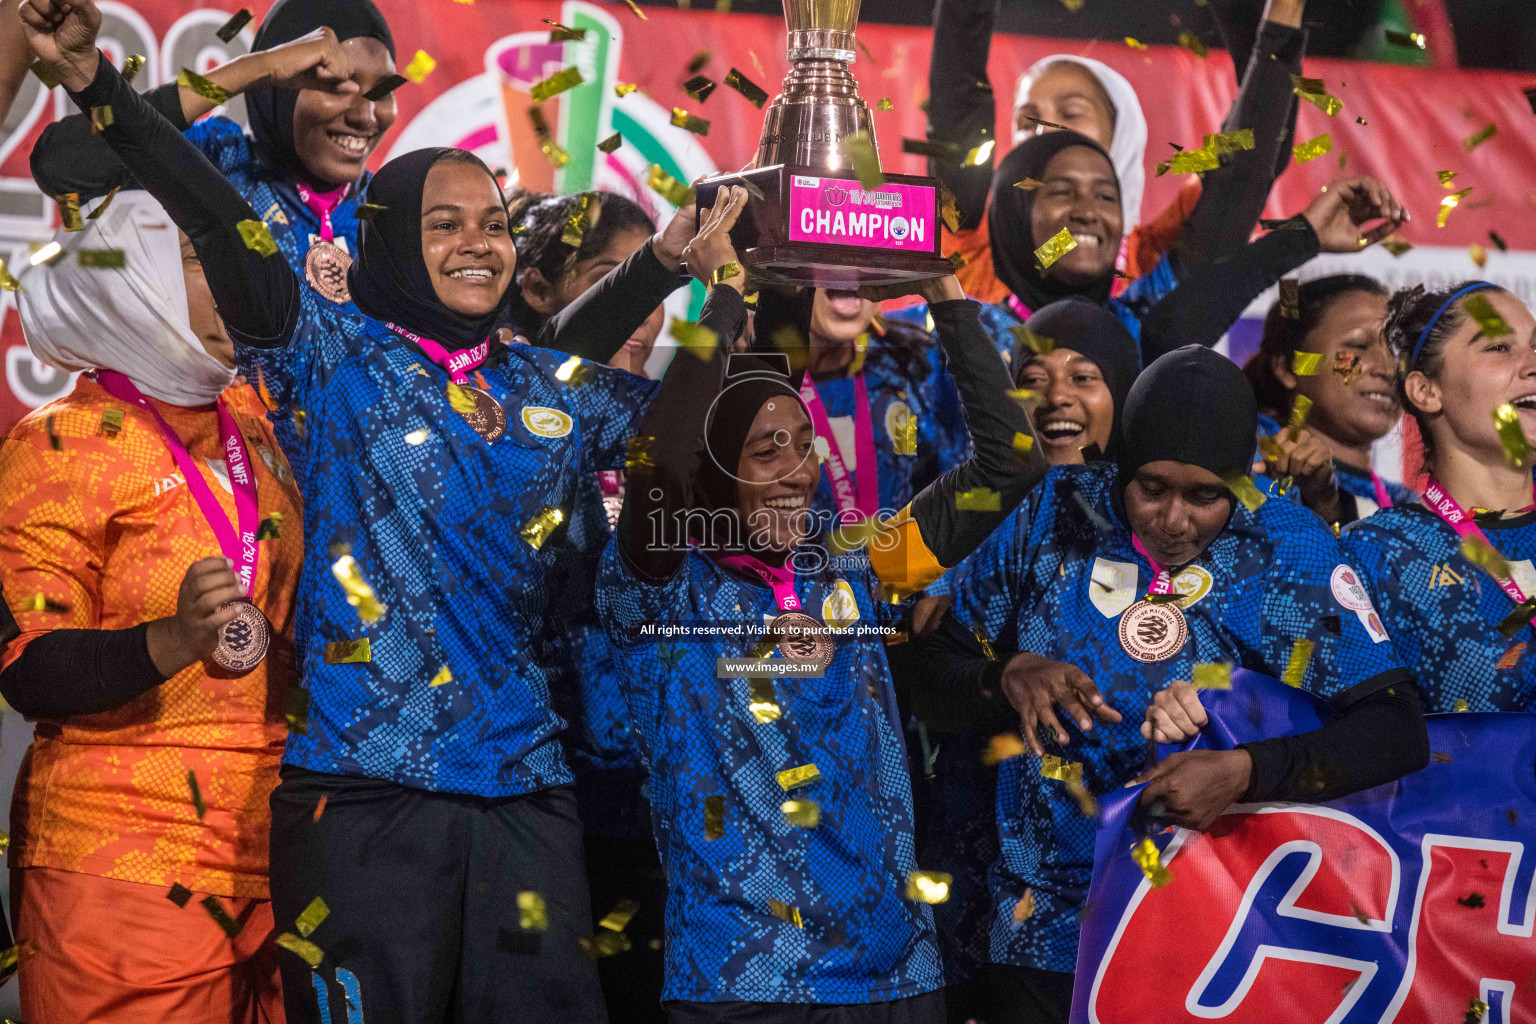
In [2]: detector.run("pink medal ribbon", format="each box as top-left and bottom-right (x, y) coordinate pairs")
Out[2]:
(1131, 533), (1175, 597)
(599, 471), (623, 497)
(95, 371), (260, 595)
(714, 552), (802, 612)
(799, 372), (879, 522)
(384, 322), (490, 385)
(1423, 478), (1529, 605)
(296, 181), (349, 244)
(1370, 471), (1394, 510)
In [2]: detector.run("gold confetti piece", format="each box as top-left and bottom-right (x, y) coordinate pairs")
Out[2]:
(1205, 129), (1254, 154)
(615, 82), (639, 98)
(1008, 325), (1053, 357)
(403, 50), (436, 84)
(561, 195), (597, 250)
(295, 897), (329, 938)
(276, 933), (324, 967)
(215, 9), (252, 42)
(430, 665), (452, 687)
(777, 763), (821, 791)
(940, 187), (960, 233)
(905, 870), (953, 904)
(1168, 148), (1219, 174)
(117, 53), (144, 83)
(1384, 28), (1426, 49)
(583, 930), (634, 958)
(902, 138), (962, 161)
(1466, 293), (1513, 339)
(1470, 244), (1488, 269)
(518, 891), (549, 932)
(687, 49), (712, 74)
(1192, 662), (1232, 690)
(877, 97), (894, 112)
(28, 241), (62, 267)
(0, 259), (21, 293)
(1177, 31), (1207, 58)
(684, 75), (717, 103)
(1256, 434), (1284, 463)
(255, 513), (283, 541)
(1438, 187), (1473, 228)
(1497, 643), (1527, 669)
(543, 19), (587, 42)
(704, 794), (725, 840)
(177, 68), (230, 105)
(955, 488), (1001, 512)
(670, 107), (711, 136)
(1059, 0), (1084, 9)
(520, 506), (566, 550)
(1041, 755), (1083, 785)
(724, 67), (769, 108)
(1012, 432), (1036, 455)
(1066, 775), (1098, 818)
(598, 898), (640, 933)
(748, 678), (781, 723)
(843, 132), (884, 190)
(168, 882), (194, 907)
(1468, 998), (1489, 1022)
(78, 249), (126, 269)
(891, 407), (918, 456)
(324, 639), (371, 664)
(670, 318), (719, 360)
(90, 105), (114, 132)
(597, 132), (623, 154)
(1333, 351), (1362, 384)
(555, 356), (588, 384)
(1014, 177), (1043, 191)
(284, 686), (310, 734)
(768, 898), (803, 927)
(237, 219), (278, 257)
(1293, 133), (1332, 163)
(1493, 402), (1533, 471)
(1125, 37), (1147, 49)
(531, 67), (584, 104)
(1282, 639), (1316, 688)
(404, 428), (429, 445)
(983, 733), (1027, 765)
(539, 136), (571, 169)
(1013, 889), (1036, 925)
(1132, 837), (1171, 887)
(1222, 473), (1267, 512)
(30, 60), (59, 88)
(202, 895), (245, 937)
(1292, 351), (1321, 376)
(1464, 123), (1497, 152)
(57, 192), (83, 232)
(1034, 226), (1077, 271)
(331, 554), (386, 622)
(1438, 169), (1458, 188)
(1287, 394), (1313, 439)
(188, 770), (206, 819)
(782, 799), (819, 827)
(626, 435), (655, 474)
(964, 140), (996, 167)
(100, 407), (124, 437)
(647, 166), (695, 208)
(1381, 235), (1413, 257)
(1490, 230), (1509, 252)
(1450, 698), (1471, 714)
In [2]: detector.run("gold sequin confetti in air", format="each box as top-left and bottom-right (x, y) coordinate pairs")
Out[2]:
(1381, 235), (1412, 257)
(331, 553), (386, 622)
(430, 665), (453, 687)
(1291, 351), (1321, 376)
(1132, 838), (1171, 887)
(748, 678), (781, 723)
(647, 165), (695, 208)
(1494, 404), (1531, 467)
(403, 50), (436, 83)
(202, 895), (245, 937)
(544, 19), (587, 42)
(1010, 325), (1054, 356)
(1287, 394), (1313, 440)
(704, 795), (725, 840)
(1013, 889), (1036, 925)
(983, 733), (1027, 765)
(1125, 37), (1147, 49)
(1438, 187), (1473, 228)
(178, 68), (231, 104)
(1222, 473), (1267, 512)
(843, 133), (884, 190)
(78, 249), (126, 269)
(670, 318), (719, 360)
(1041, 755), (1083, 785)
(1282, 639), (1315, 688)
(216, 9), (253, 42)
(615, 82), (640, 99)
(518, 891), (549, 932)
(905, 870), (953, 904)
(188, 770), (206, 819)
(877, 97), (894, 112)
(1034, 227), (1077, 270)
(768, 899), (803, 927)
(57, 192), (83, 232)
(255, 514), (283, 541)
(598, 898), (640, 934)
(238, 219), (279, 257)
(777, 763), (822, 792)
(276, 933), (324, 967)
(684, 75), (718, 103)
(519, 506), (566, 551)
(1464, 123), (1497, 152)
(323, 639), (372, 664)
(1177, 31), (1207, 58)
(531, 66), (584, 103)
(1292, 133), (1332, 164)
(955, 488), (1001, 511)
(121, 54), (145, 83)
(1192, 662), (1233, 690)
(597, 132), (623, 154)
(671, 107), (711, 136)
(782, 800), (820, 827)
(30, 60), (59, 88)
(295, 897), (329, 938)
(725, 67), (769, 108)
(1466, 294), (1513, 339)
(284, 687), (310, 733)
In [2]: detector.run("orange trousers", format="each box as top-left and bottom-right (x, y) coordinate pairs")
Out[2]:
(12, 867), (285, 1023)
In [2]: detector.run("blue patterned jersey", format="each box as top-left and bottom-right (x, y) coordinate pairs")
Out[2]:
(1342, 505), (1536, 713)
(1254, 412), (1418, 517)
(806, 323), (969, 525)
(237, 311), (657, 797)
(543, 467), (651, 840)
(188, 116), (366, 318)
(941, 462), (1407, 972)
(595, 545), (942, 1004)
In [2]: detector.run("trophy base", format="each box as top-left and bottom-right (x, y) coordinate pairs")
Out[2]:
(698, 165), (951, 291)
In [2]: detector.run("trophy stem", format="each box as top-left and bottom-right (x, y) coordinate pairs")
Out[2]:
(754, 59), (876, 172)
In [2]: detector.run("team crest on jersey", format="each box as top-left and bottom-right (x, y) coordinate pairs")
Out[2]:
(884, 401), (913, 454)
(1089, 558), (1138, 618)
(1170, 566), (1214, 608)
(822, 580), (861, 631)
(521, 406), (573, 438)
(1427, 563), (1466, 588)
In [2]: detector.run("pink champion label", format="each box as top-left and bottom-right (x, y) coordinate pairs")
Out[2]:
(787, 176), (938, 253)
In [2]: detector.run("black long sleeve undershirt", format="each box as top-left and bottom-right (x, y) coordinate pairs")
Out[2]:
(906, 608), (1430, 801)
(534, 241), (685, 364)
(0, 624), (166, 718)
(31, 80), (188, 200)
(1139, 214), (1321, 361)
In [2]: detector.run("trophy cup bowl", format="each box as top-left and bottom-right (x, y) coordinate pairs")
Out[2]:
(694, 0), (953, 289)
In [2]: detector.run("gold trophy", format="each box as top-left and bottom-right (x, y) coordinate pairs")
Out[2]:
(695, 0), (952, 288)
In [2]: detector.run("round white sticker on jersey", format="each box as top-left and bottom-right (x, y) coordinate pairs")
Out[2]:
(1330, 565), (1373, 612)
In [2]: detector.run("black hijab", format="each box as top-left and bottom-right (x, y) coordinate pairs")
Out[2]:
(696, 354), (809, 515)
(1117, 345), (1257, 480)
(246, 0), (395, 183)
(749, 286), (817, 388)
(988, 130), (1120, 312)
(348, 148), (511, 348)
(1012, 297), (1140, 458)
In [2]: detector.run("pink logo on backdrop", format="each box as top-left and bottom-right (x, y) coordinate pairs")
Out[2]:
(789, 177), (938, 254)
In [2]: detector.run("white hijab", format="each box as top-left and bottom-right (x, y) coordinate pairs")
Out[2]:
(1013, 55), (1148, 233)
(17, 190), (236, 406)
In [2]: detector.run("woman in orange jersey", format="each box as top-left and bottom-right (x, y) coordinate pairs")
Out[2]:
(0, 190), (302, 1023)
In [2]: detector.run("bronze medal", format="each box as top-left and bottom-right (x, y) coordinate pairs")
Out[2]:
(212, 600), (271, 675)
(1117, 599), (1189, 663)
(304, 240), (353, 304)
(769, 611), (834, 669)
(456, 385), (507, 442)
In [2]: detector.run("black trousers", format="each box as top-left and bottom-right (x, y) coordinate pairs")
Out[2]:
(665, 990), (945, 1024)
(978, 964), (1074, 1024)
(269, 765), (606, 1024)
(585, 833), (669, 1024)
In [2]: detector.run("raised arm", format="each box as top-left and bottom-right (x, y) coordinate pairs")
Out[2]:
(23, 0), (298, 348)
(0, 0), (32, 126)
(924, 0), (997, 231)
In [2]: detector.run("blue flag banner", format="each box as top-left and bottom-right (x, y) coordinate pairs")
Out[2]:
(1072, 670), (1536, 1024)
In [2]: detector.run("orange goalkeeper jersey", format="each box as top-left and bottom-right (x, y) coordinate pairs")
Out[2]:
(0, 376), (303, 898)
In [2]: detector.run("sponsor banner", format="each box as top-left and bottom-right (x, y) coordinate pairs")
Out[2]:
(2, 0), (1534, 433)
(1074, 670), (1536, 1024)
